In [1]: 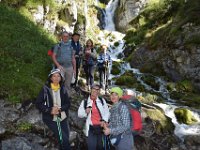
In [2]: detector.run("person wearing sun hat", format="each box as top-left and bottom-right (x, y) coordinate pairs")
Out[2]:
(103, 87), (134, 149)
(36, 68), (71, 150)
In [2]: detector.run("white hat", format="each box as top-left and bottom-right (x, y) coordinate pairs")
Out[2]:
(48, 68), (61, 77)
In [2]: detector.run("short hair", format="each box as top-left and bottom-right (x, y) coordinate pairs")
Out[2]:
(61, 31), (69, 36)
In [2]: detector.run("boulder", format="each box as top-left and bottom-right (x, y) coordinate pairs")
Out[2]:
(174, 108), (198, 125)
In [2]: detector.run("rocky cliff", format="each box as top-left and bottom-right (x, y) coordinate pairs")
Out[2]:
(121, 0), (200, 91)
(115, 0), (148, 32)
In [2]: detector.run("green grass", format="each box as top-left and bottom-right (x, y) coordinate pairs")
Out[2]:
(0, 4), (56, 103)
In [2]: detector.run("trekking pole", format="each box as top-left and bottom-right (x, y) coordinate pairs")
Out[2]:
(104, 61), (109, 94)
(56, 114), (63, 147)
(104, 61), (107, 93)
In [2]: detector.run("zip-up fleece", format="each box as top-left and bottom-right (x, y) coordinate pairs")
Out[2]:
(36, 84), (71, 121)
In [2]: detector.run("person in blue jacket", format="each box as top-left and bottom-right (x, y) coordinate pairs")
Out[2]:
(97, 44), (111, 89)
(36, 69), (71, 150)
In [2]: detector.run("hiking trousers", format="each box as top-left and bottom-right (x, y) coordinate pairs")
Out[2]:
(87, 125), (104, 150)
(43, 118), (71, 150)
(115, 133), (133, 150)
(63, 66), (73, 97)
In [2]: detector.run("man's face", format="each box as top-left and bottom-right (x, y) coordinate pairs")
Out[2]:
(72, 35), (80, 42)
(62, 33), (69, 42)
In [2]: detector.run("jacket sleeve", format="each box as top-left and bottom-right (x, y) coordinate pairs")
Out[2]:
(78, 100), (87, 118)
(90, 49), (97, 59)
(60, 89), (71, 112)
(110, 104), (130, 135)
(35, 87), (52, 114)
(102, 99), (110, 122)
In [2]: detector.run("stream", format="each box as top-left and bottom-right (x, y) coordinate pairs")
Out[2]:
(96, 0), (200, 143)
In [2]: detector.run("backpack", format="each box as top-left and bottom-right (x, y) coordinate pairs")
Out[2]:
(120, 95), (142, 134)
(47, 43), (62, 57)
(83, 96), (104, 109)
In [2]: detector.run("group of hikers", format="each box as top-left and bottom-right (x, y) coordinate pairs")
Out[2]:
(36, 31), (142, 150)
(50, 31), (111, 97)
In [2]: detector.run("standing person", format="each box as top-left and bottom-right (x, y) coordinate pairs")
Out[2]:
(83, 39), (97, 91)
(78, 84), (110, 150)
(103, 87), (134, 150)
(71, 33), (82, 87)
(36, 69), (71, 150)
(52, 31), (76, 97)
(97, 45), (111, 90)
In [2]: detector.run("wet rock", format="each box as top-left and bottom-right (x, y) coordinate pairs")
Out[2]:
(174, 108), (198, 125)
(2, 136), (45, 150)
(184, 135), (200, 150)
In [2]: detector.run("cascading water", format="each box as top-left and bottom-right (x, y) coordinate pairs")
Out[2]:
(98, 0), (200, 143)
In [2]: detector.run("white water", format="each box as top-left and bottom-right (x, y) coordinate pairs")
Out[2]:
(97, 0), (200, 141)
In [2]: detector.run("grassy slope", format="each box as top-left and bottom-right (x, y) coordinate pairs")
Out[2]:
(0, 4), (55, 103)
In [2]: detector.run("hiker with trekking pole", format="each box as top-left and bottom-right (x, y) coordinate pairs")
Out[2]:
(97, 44), (111, 92)
(82, 39), (97, 91)
(36, 69), (71, 150)
(71, 33), (82, 87)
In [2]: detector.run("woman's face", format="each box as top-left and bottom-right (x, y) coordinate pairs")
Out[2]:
(110, 92), (120, 104)
(50, 73), (61, 85)
(90, 86), (100, 100)
(86, 40), (92, 47)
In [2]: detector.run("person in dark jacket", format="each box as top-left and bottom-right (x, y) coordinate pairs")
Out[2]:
(36, 69), (71, 150)
(71, 33), (82, 87)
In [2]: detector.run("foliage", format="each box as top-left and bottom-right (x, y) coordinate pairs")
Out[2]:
(111, 61), (121, 75)
(17, 122), (32, 132)
(0, 4), (55, 103)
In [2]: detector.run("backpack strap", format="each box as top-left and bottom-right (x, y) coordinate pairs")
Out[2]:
(84, 96), (104, 109)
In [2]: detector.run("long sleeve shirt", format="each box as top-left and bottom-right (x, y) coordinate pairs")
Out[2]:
(109, 101), (131, 136)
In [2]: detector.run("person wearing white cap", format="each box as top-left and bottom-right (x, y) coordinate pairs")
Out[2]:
(36, 69), (71, 150)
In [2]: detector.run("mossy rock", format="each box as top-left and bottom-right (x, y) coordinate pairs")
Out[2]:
(166, 82), (176, 92)
(140, 63), (166, 77)
(111, 61), (121, 75)
(170, 91), (200, 109)
(141, 75), (160, 91)
(115, 74), (138, 88)
(174, 108), (198, 125)
(143, 108), (175, 134)
(138, 93), (159, 104)
(176, 80), (194, 93)
(114, 41), (119, 47)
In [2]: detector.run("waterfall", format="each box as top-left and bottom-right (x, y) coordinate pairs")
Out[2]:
(104, 0), (119, 31)
(99, 0), (200, 142)
(84, 0), (90, 30)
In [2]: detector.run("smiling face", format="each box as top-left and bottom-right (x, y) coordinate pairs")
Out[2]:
(110, 92), (120, 104)
(90, 86), (100, 100)
(50, 73), (61, 85)
(62, 32), (69, 43)
(72, 34), (80, 42)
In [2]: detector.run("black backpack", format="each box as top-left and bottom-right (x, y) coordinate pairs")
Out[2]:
(83, 96), (104, 109)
